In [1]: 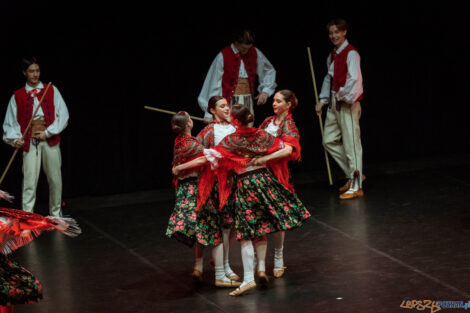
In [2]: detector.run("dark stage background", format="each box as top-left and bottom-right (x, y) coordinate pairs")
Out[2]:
(0, 1), (468, 200)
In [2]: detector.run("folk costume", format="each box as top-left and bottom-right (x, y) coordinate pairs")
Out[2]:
(259, 113), (301, 277)
(198, 44), (277, 124)
(0, 190), (80, 311)
(196, 121), (239, 281)
(2, 82), (69, 216)
(319, 40), (364, 198)
(197, 127), (310, 294)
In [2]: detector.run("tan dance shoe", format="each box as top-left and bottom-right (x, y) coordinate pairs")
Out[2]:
(339, 189), (364, 200)
(256, 271), (269, 286)
(229, 281), (257, 296)
(339, 175), (366, 192)
(273, 266), (287, 278)
(215, 279), (242, 288)
(338, 180), (351, 192)
(191, 269), (203, 282)
(226, 273), (241, 281)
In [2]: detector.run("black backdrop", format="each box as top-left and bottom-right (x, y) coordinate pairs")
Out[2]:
(0, 1), (468, 199)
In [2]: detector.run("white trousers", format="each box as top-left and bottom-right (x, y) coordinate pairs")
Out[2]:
(323, 98), (363, 188)
(22, 142), (62, 216)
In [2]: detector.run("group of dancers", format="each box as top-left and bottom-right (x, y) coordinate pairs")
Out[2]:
(165, 18), (365, 296)
(167, 92), (310, 296)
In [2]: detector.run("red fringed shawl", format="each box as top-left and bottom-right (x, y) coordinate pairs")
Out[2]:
(172, 133), (204, 187)
(259, 114), (301, 161)
(196, 122), (216, 148)
(0, 208), (81, 255)
(197, 127), (286, 211)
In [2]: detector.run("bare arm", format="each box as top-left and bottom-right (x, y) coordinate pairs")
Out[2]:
(248, 145), (293, 166)
(172, 156), (208, 176)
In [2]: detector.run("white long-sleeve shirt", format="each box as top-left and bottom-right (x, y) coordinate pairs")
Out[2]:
(198, 44), (277, 118)
(3, 82), (69, 146)
(319, 40), (363, 105)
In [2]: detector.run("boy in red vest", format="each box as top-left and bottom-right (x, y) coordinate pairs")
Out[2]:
(315, 19), (365, 199)
(198, 29), (277, 125)
(2, 57), (69, 216)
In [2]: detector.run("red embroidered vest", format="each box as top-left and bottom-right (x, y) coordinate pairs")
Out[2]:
(221, 45), (257, 100)
(331, 43), (363, 102)
(14, 85), (61, 152)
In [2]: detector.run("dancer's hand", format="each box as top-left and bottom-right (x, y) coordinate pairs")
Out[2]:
(13, 138), (24, 148)
(203, 117), (213, 124)
(34, 131), (47, 141)
(315, 101), (325, 116)
(172, 166), (180, 176)
(255, 92), (268, 105)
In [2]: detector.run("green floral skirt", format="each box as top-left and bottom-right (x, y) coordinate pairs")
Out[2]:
(0, 254), (42, 306)
(233, 168), (310, 240)
(166, 177), (223, 247)
(166, 177), (199, 247)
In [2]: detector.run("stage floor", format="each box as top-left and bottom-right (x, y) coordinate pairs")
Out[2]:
(12, 154), (470, 313)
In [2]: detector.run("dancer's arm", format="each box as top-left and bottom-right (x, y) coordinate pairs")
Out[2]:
(172, 156), (207, 176)
(248, 145), (293, 166)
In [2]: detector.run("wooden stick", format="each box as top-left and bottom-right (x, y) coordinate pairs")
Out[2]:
(307, 47), (333, 186)
(0, 82), (53, 185)
(144, 106), (205, 121)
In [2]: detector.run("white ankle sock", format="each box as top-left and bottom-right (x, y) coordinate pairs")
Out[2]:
(253, 236), (267, 272)
(222, 228), (235, 275)
(273, 231), (285, 268)
(241, 239), (254, 285)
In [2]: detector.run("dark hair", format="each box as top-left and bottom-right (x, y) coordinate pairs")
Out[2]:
(231, 104), (254, 126)
(277, 89), (299, 112)
(208, 96), (225, 116)
(326, 18), (349, 32)
(22, 57), (40, 72)
(232, 29), (255, 45)
(171, 111), (190, 134)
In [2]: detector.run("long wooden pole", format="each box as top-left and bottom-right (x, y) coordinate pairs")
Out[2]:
(0, 82), (53, 185)
(144, 106), (205, 122)
(307, 47), (333, 185)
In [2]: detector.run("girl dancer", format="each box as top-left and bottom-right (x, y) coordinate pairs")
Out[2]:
(196, 96), (239, 282)
(257, 89), (301, 278)
(166, 112), (240, 288)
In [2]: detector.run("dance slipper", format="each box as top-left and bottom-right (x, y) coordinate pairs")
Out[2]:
(229, 281), (256, 296)
(215, 279), (242, 288)
(192, 269), (203, 282)
(273, 266), (287, 278)
(226, 273), (240, 281)
(256, 271), (269, 286)
(339, 189), (364, 200)
(339, 175), (366, 192)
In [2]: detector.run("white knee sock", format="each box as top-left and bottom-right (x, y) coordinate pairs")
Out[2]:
(253, 236), (267, 272)
(223, 228), (235, 276)
(240, 239), (255, 287)
(212, 243), (230, 281)
(194, 243), (204, 272)
(273, 231), (285, 269)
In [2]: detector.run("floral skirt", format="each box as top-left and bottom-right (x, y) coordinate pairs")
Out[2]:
(195, 180), (223, 246)
(166, 177), (223, 247)
(233, 168), (310, 240)
(166, 177), (199, 247)
(0, 254), (42, 306)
